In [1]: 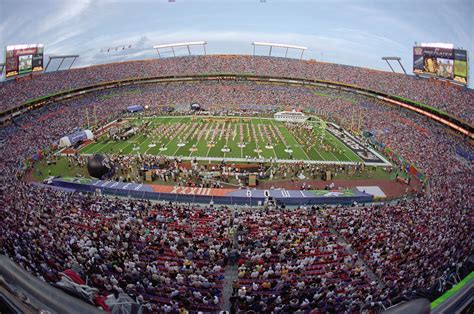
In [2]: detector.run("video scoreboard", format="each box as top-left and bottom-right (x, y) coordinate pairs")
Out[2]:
(413, 44), (468, 85)
(5, 44), (44, 78)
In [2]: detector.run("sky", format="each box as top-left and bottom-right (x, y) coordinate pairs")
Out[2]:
(0, 0), (473, 86)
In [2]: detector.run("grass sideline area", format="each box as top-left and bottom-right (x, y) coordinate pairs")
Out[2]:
(78, 116), (364, 163)
(32, 156), (398, 183)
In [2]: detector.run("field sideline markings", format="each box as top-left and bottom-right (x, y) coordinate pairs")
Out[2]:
(310, 128), (340, 162)
(322, 136), (342, 162)
(251, 119), (264, 159)
(284, 125), (311, 161)
(323, 128), (353, 162)
(135, 134), (153, 155)
(91, 132), (126, 153)
(132, 120), (159, 155)
(99, 135), (131, 154)
(79, 142), (99, 154)
(325, 130), (361, 163)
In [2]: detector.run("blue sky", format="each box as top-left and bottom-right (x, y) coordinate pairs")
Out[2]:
(0, 0), (472, 86)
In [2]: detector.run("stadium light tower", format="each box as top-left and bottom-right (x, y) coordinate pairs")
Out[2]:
(252, 42), (308, 59)
(44, 55), (79, 72)
(381, 56), (407, 74)
(153, 41), (207, 58)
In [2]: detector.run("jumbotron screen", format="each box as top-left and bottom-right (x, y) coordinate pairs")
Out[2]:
(5, 44), (44, 78)
(413, 45), (468, 85)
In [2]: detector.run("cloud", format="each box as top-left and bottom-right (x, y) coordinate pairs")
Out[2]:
(1, 0), (472, 88)
(69, 28), (406, 73)
(35, 0), (93, 35)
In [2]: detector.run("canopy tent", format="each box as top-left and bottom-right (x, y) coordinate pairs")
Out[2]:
(59, 130), (93, 148)
(126, 105), (144, 113)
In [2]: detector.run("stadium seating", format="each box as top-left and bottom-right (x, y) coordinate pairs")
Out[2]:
(0, 55), (473, 124)
(0, 57), (472, 312)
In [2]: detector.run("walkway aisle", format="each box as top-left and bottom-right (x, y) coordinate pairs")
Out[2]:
(222, 264), (239, 312)
(222, 206), (241, 312)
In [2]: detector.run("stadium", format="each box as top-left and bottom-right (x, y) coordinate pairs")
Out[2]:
(0, 1), (473, 314)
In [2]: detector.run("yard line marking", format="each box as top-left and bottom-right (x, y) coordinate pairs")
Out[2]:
(153, 116), (186, 156)
(322, 131), (345, 162)
(269, 120), (283, 160)
(144, 118), (177, 155)
(172, 122), (198, 156)
(135, 135), (153, 155)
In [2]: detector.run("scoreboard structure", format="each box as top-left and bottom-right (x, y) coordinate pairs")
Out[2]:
(5, 44), (44, 78)
(413, 44), (468, 85)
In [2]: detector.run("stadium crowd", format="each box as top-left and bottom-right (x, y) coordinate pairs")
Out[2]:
(325, 172), (472, 300)
(0, 66), (472, 312)
(1, 185), (231, 312)
(233, 206), (382, 312)
(0, 55), (473, 123)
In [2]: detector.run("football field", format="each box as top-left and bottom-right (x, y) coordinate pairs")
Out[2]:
(79, 116), (365, 164)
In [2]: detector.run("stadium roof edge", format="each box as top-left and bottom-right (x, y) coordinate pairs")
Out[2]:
(152, 41), (207, 49)
(252, 42), (308, 50)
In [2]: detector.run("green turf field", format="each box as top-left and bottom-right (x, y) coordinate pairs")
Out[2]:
(78, 116), (365, 164)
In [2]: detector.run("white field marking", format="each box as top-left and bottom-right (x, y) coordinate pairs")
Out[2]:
(205, 122), (218, 158)
(321, 131), (345, 162)
(251, 119), (264, 158)
(143, 122), (169, 155)
(136, 136), (154, 155)
(239, 122), (244, 159)
(168, 120), (193, 156)
(115, 133), (144, 154)
(172, 122), (198, 156)
(144, 117), (179, 155)
(307, 144), (325, 161)
(190, 121), (211, 158)
(152, 116), (186, 156)
(103, 115), (389, 166)
(93, 133), (131, 153)
(268, 120), (282, 159)
(223, 122), (230, 159)
(284, 127), (311, 161)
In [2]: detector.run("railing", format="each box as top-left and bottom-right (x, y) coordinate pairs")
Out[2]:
(0, 255), (103, 314)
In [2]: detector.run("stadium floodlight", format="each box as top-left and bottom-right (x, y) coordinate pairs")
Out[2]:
(153, 41), (207, 58)
(381, 56), (407, 74)
(252, 42), (308, 59)
(45, 55), (80, 72)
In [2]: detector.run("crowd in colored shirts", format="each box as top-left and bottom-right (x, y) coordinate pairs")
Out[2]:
(0, 70), (472, 312)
